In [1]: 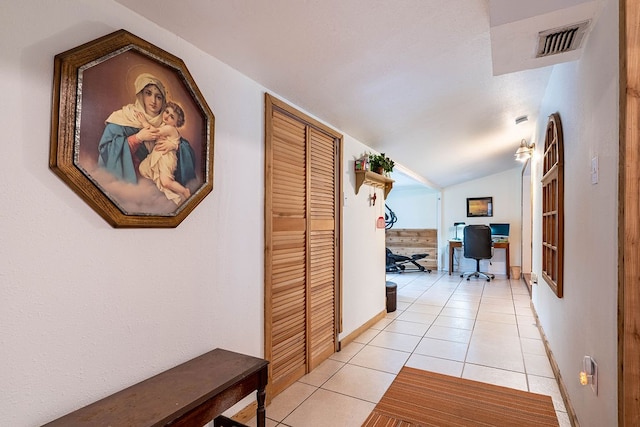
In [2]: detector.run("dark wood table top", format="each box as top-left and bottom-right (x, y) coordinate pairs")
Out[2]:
(43, 348), (268, 427)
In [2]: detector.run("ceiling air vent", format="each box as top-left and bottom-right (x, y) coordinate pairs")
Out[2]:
(536, 20), (591, 58)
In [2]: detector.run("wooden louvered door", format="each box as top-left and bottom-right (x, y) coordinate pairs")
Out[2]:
(308, 128), (338, 370)
(265, 94), (342, 398)
(267, 107), (307, 395)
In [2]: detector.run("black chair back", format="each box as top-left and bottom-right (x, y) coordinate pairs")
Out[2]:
(463, 225), (492, 260)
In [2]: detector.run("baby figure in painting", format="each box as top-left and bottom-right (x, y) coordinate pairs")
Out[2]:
(137, 102), (191, 205)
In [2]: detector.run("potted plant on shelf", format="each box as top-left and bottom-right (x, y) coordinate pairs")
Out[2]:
(368, 152), (395, 176)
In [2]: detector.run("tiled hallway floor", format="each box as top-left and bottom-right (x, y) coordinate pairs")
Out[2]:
(248, 271), (570, 426)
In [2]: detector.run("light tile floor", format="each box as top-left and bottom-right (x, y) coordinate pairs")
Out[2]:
(248, 271), (570, 427)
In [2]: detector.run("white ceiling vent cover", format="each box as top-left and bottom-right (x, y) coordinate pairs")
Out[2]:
(536, 20), (591, 58)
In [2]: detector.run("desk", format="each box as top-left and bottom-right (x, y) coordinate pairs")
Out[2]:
(449, 240), (510, 278)
(44, 348), (269, 427)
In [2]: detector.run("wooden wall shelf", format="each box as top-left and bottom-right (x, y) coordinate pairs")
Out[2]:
(355, 170), (394, 199)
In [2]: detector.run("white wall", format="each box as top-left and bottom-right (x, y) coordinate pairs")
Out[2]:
(385, 187), (439, 230)
(531, 0), (618, 424)
(0, 2), (384, 425)
(341, 139), (388, 339)
(441, 168), (523, 275)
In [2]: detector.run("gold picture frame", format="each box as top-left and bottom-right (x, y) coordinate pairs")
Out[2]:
(50, 29), (214, 228)
(466, 197), (493, 217)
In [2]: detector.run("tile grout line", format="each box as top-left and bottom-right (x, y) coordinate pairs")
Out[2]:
(261, 271), (568, 426)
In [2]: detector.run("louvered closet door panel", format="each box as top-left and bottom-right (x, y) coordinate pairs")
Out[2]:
(308, 128), (337, 370)
(270, 110), (307, 394)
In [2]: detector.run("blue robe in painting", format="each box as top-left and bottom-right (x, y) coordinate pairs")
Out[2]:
(98, 123), (196, 186)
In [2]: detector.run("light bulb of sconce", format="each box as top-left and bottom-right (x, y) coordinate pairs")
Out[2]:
(514, 139), (534, 162)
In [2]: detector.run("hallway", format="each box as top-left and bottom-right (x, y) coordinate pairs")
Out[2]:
(249, 272), (570, 426)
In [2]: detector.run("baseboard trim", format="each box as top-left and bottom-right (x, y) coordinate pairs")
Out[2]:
(232, 309), (388, 423)
(530, 302), (579, 427)
(229, 401), (257, 425)
(338, 309), (387, 350)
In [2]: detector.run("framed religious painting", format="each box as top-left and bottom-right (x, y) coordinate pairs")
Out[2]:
(50, 29), (214, 228)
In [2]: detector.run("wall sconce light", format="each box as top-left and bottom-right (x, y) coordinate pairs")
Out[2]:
(514, 139), (535, 162)
(453, 222), (465, 240)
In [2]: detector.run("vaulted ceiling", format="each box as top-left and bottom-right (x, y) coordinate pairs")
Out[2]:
(115, 0), (602, 189)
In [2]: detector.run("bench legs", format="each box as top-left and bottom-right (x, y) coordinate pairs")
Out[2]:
(214, 415), (248, 427)
(214, 380), (267, 427)
(256, 385), (266, 427)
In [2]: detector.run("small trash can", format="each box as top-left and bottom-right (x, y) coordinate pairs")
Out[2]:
(386, 281), (397, 313)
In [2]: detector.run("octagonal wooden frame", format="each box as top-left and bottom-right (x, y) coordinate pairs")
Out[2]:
(50, 29), (214, 228)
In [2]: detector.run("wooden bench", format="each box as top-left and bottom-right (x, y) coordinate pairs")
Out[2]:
(43, 348), (269, 427)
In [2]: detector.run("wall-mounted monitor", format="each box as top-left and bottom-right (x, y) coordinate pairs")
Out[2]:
(467, 197), (493, 217)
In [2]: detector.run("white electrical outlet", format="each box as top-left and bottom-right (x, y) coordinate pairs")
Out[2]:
(591, 156), (599, 184)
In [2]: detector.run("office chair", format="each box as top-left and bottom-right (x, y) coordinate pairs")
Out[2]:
(460, 225), (495, 282)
